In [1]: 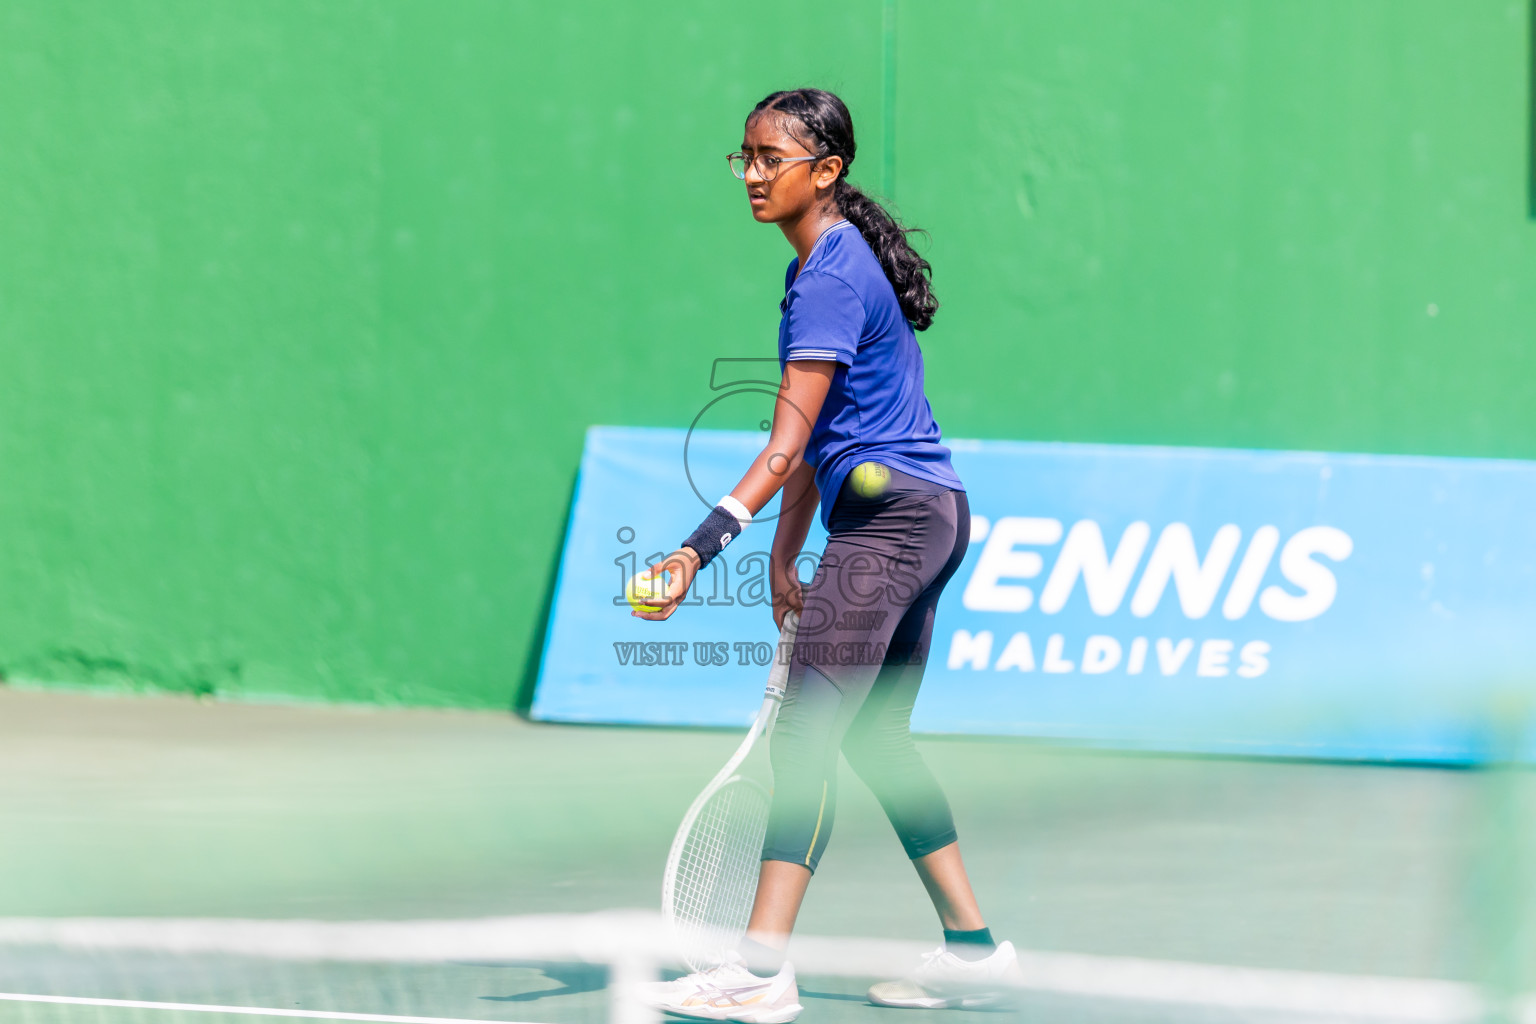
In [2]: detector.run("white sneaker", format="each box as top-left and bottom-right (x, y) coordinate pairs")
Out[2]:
(867, 941), (1023, 1010)
(641, 955), (804, 1023)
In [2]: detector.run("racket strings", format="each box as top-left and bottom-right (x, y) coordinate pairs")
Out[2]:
(669, 778), (770, 967)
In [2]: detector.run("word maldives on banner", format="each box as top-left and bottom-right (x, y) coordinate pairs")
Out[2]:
(532, 426), (1536, 762)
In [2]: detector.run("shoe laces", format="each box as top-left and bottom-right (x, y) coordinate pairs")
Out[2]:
(689, 961), (761, 1006)
(917, 946), (951, 975)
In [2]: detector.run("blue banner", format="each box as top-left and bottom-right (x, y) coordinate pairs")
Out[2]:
(533, 425), (1536, 763)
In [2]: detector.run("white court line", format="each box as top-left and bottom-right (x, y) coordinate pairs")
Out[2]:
(0, 992), (527, 1024)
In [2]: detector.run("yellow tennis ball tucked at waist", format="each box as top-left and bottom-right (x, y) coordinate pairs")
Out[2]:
(626, 571), (669, 613)
(848, 461), (893, 498)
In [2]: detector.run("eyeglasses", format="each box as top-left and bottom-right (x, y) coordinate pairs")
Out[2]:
(727, 152), (818, 181)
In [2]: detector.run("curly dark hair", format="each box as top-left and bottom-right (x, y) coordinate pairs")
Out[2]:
(749, 88), (939, 331)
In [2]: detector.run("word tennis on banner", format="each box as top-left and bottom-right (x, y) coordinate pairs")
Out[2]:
(941, 516), (1353, 682)
(533, 426), (1536, 763)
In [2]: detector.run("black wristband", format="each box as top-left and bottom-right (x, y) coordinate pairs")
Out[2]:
(682, 505), (743, 570)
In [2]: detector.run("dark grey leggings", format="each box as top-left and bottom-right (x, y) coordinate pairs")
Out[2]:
(762, 466), (971, 872)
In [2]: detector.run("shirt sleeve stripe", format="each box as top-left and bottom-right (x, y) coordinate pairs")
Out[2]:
(785, 348), (842, 360)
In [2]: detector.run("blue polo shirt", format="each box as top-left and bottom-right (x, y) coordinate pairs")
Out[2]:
(778, 220), (964, 527)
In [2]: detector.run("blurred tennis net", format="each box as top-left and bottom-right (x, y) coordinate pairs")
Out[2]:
(0, 910), (1520, 1024)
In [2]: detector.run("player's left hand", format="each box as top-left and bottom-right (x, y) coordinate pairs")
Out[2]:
(631, 548), (700, 621)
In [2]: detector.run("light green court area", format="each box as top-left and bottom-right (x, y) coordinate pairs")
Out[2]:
(2, 689), (1525, 1023)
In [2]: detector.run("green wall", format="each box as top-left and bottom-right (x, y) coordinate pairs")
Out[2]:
(0, 1), (1530, 709)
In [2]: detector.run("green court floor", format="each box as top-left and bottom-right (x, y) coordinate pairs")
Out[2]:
(0, 688), (1519, 1023)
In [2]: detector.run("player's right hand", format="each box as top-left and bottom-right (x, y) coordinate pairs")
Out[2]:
(772, 577), (803, 632)
(631, 548), (700, 621)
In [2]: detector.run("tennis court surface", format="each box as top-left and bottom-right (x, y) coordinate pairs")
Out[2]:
(1, 688), (1528, 1024)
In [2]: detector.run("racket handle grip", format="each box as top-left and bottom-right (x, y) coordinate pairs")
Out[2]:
(765, 610), (799, 697)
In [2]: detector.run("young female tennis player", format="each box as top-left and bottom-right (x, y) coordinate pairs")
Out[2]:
(636, 89), (1020, 1021)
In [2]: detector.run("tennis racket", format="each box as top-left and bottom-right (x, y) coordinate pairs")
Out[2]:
(662, 610), (799, 970)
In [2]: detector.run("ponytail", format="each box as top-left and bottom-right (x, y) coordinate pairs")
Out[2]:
(749, 88), (940, 331)
(833, 179), (938, 331)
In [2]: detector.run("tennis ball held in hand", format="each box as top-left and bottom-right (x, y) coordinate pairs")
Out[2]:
(849, 460), (892, 498)
(626, 570), (670, 613)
